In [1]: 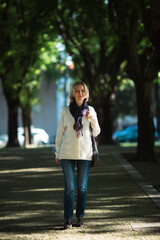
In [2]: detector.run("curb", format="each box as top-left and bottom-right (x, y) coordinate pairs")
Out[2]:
(113, 152), (160, 210)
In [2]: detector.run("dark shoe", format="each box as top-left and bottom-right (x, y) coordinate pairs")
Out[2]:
(76, 218), (84, 227)
(64, 219), (72, 229)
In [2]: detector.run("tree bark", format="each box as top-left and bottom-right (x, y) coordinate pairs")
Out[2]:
(94, 93), (115, 144)
(22, 105), (33, 147)
(135, 80), (156, 162)
(154, 82), (160, 137)
(5, 97), (20, 147)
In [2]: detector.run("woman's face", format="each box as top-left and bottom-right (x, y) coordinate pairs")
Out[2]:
(74, 84), (86, 106)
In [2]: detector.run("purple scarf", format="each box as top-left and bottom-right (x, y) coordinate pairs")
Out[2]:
(69, 99), (89, 138)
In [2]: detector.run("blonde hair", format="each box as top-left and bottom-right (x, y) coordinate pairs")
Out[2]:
(70, 81), (89, 103)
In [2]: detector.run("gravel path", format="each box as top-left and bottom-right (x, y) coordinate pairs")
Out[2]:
(0, 146), (160, 240)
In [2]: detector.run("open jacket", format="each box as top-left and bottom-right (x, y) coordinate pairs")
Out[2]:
(55, 105), (101, 161)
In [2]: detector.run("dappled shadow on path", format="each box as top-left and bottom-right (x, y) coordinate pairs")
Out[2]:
(0, 147), (160, 238)
(0, 147), (65, 233)
(85, 161), (160, 236)
(0, 224), (64, 233)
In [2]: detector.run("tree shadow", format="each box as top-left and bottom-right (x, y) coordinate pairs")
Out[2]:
(0, 147), (160, 237)
(0, 224), (65, 233)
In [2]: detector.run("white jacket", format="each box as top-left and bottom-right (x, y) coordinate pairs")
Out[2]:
(55, 105), (101, 161)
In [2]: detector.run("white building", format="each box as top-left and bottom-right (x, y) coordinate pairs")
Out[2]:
(0, 78), (59, 144)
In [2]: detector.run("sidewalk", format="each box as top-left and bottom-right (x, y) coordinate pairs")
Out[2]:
(0, 146), (160, 240)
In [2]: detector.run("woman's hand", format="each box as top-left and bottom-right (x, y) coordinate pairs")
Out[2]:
(86, 111), (92, 120)
(56, 158), (61, 165)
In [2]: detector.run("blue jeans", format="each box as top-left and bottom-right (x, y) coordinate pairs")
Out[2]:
(61, 159), (91, 220)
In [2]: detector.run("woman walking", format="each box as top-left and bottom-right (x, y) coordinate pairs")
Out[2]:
(55, 81), (100, 229)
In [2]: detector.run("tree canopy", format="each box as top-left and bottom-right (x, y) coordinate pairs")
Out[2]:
(1, 0), (160, 162)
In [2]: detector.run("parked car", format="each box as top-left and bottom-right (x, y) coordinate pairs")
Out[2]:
(0, 128), (49, 146)
(0, 134), (8, 146)
(113, 125), (158, 143)
(32, 128), (49, 145)
(18, 127), (49, 146)
(112, 125), (138, 143)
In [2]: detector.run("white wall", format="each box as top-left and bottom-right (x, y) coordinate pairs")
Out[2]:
(0, 78), (57, 141)
(32, 79), (57, 141)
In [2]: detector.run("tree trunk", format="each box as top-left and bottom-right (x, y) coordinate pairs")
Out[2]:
(154, 82), (160, 137)
(95, 93), (115, 144)
(22, 105), (33, 147)
(135, 80), (156, 162)
(5, 97), (20, 147)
